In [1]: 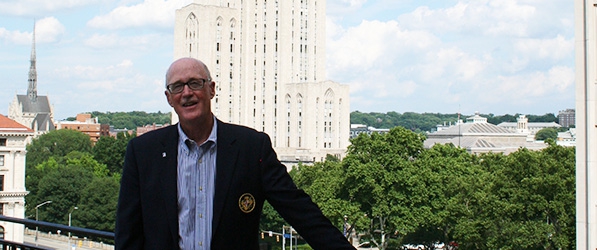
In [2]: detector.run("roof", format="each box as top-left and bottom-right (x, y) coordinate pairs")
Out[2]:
(497, 122), (561, 128)
(15, 95), (55, 132)
(16, 94), (52, 113)
(0, 114), (34, 133)
(429, 122), (514, 136)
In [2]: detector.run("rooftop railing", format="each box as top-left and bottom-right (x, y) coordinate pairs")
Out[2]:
(0, 215), (114, 250)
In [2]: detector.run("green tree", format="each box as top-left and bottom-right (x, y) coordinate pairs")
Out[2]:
(342, 127), (426, 249)
(77, 176), (120, 233)
(292, 161), (362, 235)
(535, 128), (558, 141)
(93, 132), (134, 175)
(25, 129), (92, 170)
(32, 165), (94, 224)
(26, 152), (107, 223)
(479, 144), (575, 249)
(409, 143), (488, 249)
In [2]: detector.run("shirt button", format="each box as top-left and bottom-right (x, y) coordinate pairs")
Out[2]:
(199, 213), (203, 218)
(199, 186), (203, 191)
(199, 159), (203, 163)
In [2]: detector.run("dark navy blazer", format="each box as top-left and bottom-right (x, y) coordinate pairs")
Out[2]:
(115, 119), (354, 249)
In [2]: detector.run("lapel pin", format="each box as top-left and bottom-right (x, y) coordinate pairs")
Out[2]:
(162, 152), (166, 158)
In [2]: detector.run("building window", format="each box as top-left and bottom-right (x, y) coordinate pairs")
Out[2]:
(0, 139), (5, 146)
(0, 175), (4, 191)
(0, 155), (3, 166)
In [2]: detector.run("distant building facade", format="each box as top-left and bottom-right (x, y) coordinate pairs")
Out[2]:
(56, 114), (101, 142)
(558, 109), (575, 128)
(136, 123), (169, 137)
(425, 112), (547, 154)
(172, 1), (350, 163)
(497, 114), (561, 139)
(0, 114), (32, 243)
(557, 128), (576, 147)
(8, 24), (55, 137)
(350, 124), (390, 139)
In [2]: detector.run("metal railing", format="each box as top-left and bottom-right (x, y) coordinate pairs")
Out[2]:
(0, 215), (114, 250)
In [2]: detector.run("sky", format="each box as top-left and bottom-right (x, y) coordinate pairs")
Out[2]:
(0, 0), (574, 121)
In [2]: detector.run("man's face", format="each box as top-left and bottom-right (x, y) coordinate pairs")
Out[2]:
(165, 58), (215, 125)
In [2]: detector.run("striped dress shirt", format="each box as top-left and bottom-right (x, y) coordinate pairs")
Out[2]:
(176, 120), (217, 250)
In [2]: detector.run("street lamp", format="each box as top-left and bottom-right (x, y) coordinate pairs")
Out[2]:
(35, 200), (52, 245)
(68, 206), (78, 249)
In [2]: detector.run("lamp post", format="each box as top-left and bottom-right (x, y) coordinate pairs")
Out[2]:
(68, 206), (78, 249)
(35, 200), (52, 245)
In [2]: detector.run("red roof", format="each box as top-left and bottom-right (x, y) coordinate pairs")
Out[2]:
(0, 114), (34, 133)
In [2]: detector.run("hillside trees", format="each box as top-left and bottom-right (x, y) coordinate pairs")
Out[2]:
(350, 111), (560, 131)
(87, 111), (171, 129)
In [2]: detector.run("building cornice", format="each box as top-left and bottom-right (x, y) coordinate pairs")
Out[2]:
(0, 191), (29, 198)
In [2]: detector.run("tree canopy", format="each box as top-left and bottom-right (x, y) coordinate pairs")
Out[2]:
(350, 111), (562, 132)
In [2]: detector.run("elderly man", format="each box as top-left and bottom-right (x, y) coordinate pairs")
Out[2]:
(115, 57), (355, 250)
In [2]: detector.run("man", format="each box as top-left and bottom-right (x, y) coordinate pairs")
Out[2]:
(115, 57), (355, 249)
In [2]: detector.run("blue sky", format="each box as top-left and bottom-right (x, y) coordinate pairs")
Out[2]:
(0, 0), (574, 120)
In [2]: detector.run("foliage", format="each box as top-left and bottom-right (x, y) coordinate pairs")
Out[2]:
(341, 127), (427, 249)
(32, 163), (94, 224)
(24, 111), (574, 248)
(92, 132), (134, 175)
(25, 129), (92, 170)
(284, 130), (574, 250)
(76, 111), (171, 130)
(350, 111), (559, 132)
(77, 176), (120, 233)
(25, 128), (122, 233)
(535, 127), (559, 141)
(408, 143), (487, 249)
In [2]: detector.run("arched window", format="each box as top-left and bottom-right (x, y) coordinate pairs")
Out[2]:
(296, 94), (303, 147)
(185, 13), (198, 56)
(324, 89), (334, 148)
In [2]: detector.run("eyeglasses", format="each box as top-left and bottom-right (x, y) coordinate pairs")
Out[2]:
(166, 78), (210, 94)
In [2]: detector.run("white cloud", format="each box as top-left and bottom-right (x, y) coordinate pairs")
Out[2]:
(481, 65), (574, 105)
(36, 17), (66, 43)
(327, 0), (368, 16)
(87, 0), (192, 30)
(84, 32), (169, 50)
(0, 27), (31, 45)
(0, 0), (102, 16)
(514, 35), (574, 61)
(0, 17), (65, 45)
(327, 19), (439, 75)
(326, 0), (574, 114)
(399, 1), (536, 37)
(54, 59), (134, 82)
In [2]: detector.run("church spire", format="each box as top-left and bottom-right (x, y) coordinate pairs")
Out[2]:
(27, 20), (38, 102)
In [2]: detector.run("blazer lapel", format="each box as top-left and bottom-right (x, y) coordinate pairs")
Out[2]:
(212, 120), (239, 236)
(158, 125), (180, 243)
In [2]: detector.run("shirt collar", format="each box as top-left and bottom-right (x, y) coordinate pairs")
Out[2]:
(177, 116), (218, 150)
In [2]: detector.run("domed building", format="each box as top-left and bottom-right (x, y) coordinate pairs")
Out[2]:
(424, 112), (547, 154)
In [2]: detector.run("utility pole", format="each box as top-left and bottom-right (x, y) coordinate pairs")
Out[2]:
(35, 200), (52, 245)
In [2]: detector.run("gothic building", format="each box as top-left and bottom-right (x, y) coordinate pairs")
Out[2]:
(8, 23), (55, 137)
(172, 0), (350, 164)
